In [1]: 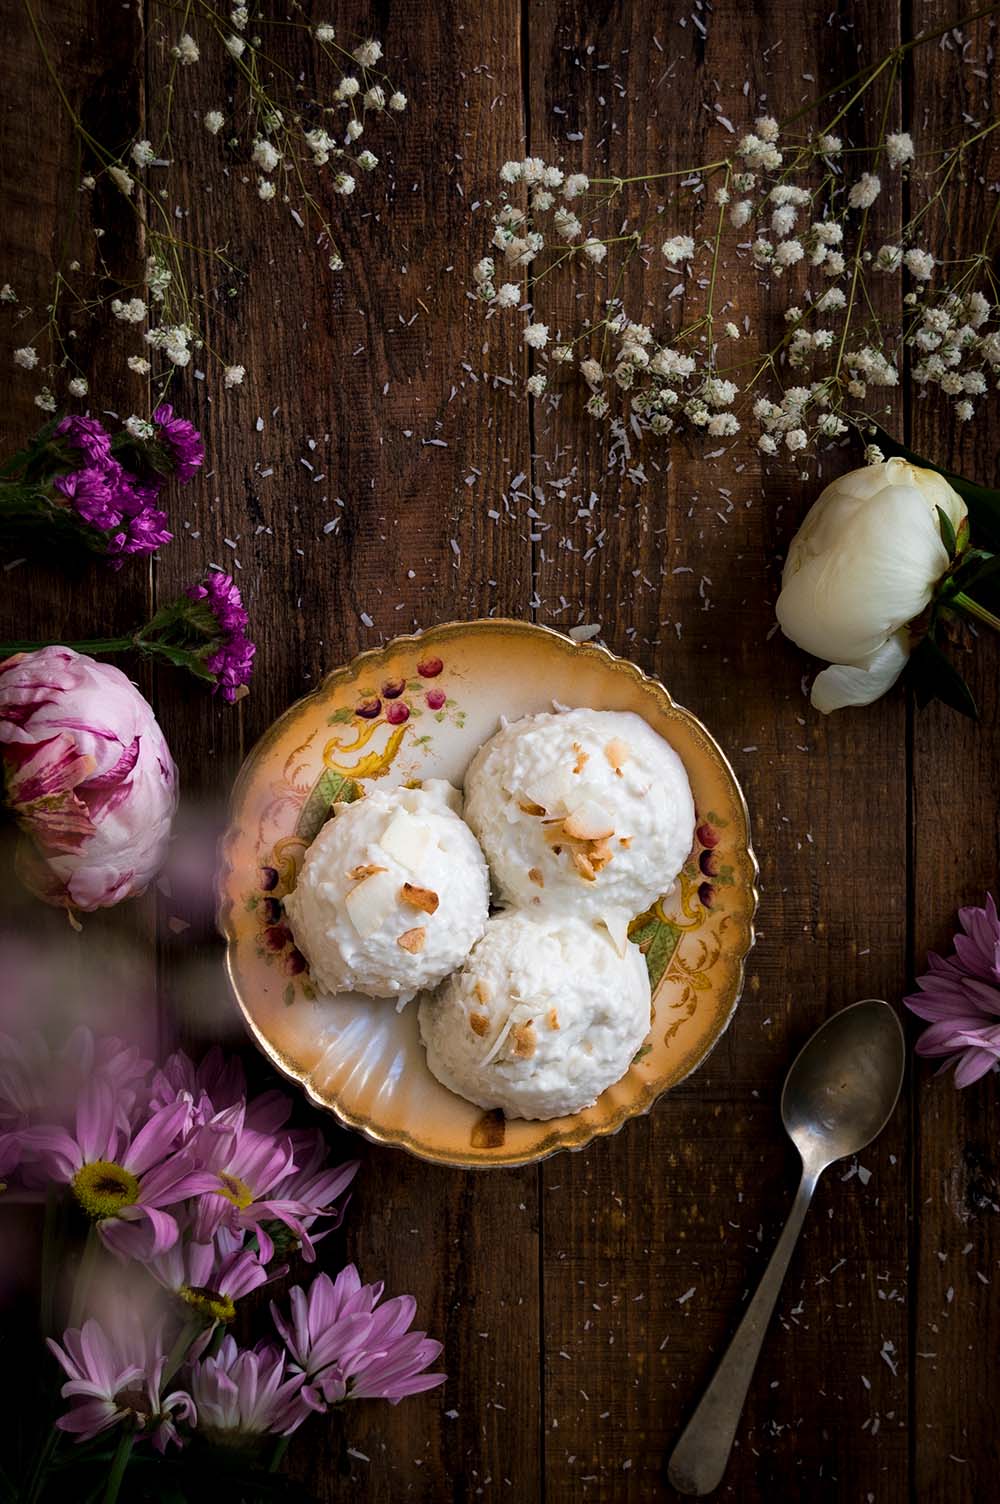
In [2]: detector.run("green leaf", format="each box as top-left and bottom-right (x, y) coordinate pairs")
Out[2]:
(937, 505), (957, 559)
(294, 770), (361, 842)
(906, 634), (978, 719)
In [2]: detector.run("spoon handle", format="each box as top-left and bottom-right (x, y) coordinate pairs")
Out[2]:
(667, 1167), (819, 1496)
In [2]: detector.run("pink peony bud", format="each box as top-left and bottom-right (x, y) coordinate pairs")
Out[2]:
(0, 647), (178, 911)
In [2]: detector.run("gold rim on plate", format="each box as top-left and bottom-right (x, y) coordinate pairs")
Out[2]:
(218, 619), (759, 1168)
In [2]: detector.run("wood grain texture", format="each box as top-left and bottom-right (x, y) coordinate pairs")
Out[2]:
(909, 7), (1000, 1502)
(0, 1), (998, 1501)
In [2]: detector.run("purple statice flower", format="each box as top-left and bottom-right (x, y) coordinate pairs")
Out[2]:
(47, 1315), (193, 1450)
(905, 894), (1000, 1087)
(272, 1265), (445, 1409)
(52, 465), (122, 533)
(20, 1078), (215, 1257)
(185, 572), (256, 702)
(54, 414), (113, 468)
(105, 468), (173, 563)
(187, 1335), (309, 1440)
(152, 403), (204, 483)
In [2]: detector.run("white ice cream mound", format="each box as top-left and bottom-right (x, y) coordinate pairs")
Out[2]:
(418, 909), (652, 1121)
(284, 780), (490, 1006)
(463, 708), (695, 939)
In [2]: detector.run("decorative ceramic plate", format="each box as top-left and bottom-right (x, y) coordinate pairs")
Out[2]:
(219, 620), (758, 1168)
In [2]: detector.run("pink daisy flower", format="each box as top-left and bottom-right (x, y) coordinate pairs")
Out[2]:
(187, 1335), (309, 1440)
(22, 1078), (214, 1257)
(147, 1220), (274, 1325)
(906, 893), (1000, 1087)
(47, 1315), (194, 1450)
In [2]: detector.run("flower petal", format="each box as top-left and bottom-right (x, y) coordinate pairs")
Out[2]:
(809, 630), (909, 714)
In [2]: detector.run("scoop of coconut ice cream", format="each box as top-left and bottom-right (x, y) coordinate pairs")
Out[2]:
(419, 909), (651, 1120)
(284, 780), (489, 1005)
(463, 708), (695, 940)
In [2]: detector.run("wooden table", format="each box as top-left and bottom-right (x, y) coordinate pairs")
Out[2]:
(2, 2), (998, 1500)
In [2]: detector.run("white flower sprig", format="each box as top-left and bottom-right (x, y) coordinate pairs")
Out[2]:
(7, 2), (410, 406)
(473, 25), (999, 460)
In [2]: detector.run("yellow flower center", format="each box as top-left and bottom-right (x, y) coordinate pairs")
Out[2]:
(72, 1160), (140, 1219)
(180, 1284), (236, 1324)
(215, 1172), (253, 1210)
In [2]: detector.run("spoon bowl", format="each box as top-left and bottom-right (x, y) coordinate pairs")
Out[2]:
(782, 998), (906, 1172)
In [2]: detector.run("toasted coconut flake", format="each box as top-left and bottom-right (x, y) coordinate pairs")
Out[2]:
(517, 798), (546, 817)
(572, 849), (597, 881)
(400, 882), (439, 914)
(547, 1008), (560, 1030)
(469, 1011), (489, 1036)
(474, 978), (492, 1005)
(605, 737), (630, 775)
(397, 926), (426, 953)
(347, 863), (388, 881)
(528, 866), (545, 887)
(512, 1020), (536, 1058)
(571, 742), (589, 774)
(563, 801), (615, 841)
(619, 835), (632, 847)
(589, 839), (614, 873)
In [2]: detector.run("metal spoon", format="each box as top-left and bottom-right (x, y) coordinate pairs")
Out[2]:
(667, 998), (905, 1496)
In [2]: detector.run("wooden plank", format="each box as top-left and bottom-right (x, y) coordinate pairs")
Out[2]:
(142, 4), (539, 1501)
(526, 3), (910, 1498)
(908, 6), (1000, 1501)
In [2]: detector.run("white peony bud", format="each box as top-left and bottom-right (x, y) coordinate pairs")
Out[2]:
(775, 459), (967, 712)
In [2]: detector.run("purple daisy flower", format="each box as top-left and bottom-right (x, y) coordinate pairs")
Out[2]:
(271, 1265), (445, 1409)
(905, 894), (1000, 1087)
(47, 1314), (193, 1450)
(20, 1078), (215, 1257)
(152, 403), (204, 483)
(185, 572), (256, 702)
(270, 1129), (359, 1257)
(147, 1219), (274, 1325)
(187, 1335), (309, 1440)
(54, 414), (113, 468)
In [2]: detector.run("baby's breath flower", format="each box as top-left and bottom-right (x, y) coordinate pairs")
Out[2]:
(755, 115), (780, 143)
(224, 364), (246, 389)
(14, 347), (38, 369)
(864, 444), (885, 464)
(661, 235), (695, 264)
(314, 23), (336, 43)
(580, 357), (604, 386)
(499, 160), (522, 184)
(345, 119), (364, 144)
(526, 373), (547, 397)
(817, 133), (842, 155)
(204, 110), (224, 135)
(904, 248), (934, 281)
(111, 297), (147, 324)
(523, 322), (549, 350)
(353, 39), (383, 67)
(551, 344), (573, 363)
(724, 322), (740, 339)
(224, 34), (246, 60)
(494, 283), (521, 308)
(127, 355), (151, 374)
(875, 243), (902, 272)
(531, 189), (554, 211)
(108, 166), (135, 196)
(729, 200), (753, 229)
(785, 427), (807, 451)
(702, 377), (738, 408)
(562, 172), (589, 199)
(707, 412), (740, 436)
(771, 204), (798, 238)
(357, 150), (379, 172)
(582, 238), (607, 263)
(473, 257), (495, 286)
(886, 132), (914, 167)
(125, 414), (154, 440)
(131, 139), (155, 168)
(822, 250), (846, 277)
(231, 5), (249, 29)
(752, 239), (774, 266)
(252, 138), (280, 172)
(336, 76), (360, 101)
(847, 173), (881, 209)
(257, 177), (276, 201)
(0, 284), (15, 302)
(714, 185), (731, 206)
(554, 207), (581, 241)
(389, 92), (407, 112)
(328, 252), (344, 272)
(776, 239), (804, 268)
(67, 376), (88, 397)
(955, 400), (974, 421)
(34, 387), (57, 412)
(333, 173), (356, 196)
(758, 433), (778, 454)
(585, 392), (609, 419)
(364, 86), (386, 111)
(173, 33), (200, 65)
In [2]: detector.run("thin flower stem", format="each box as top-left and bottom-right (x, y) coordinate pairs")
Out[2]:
(162, 1315), (208, 1387)
(268, 1435), (292, 1473)
(24, 1426), (60, 1504)
(952, 591), (1000, 632)
(40, 1185), (61, 1338)
(68, 1224), (101, 1330)
(101, 1430), (134, 1504)
(0, 637), (134, 657)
